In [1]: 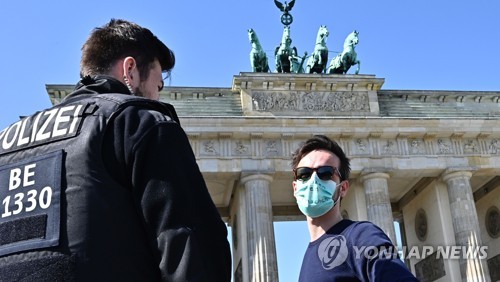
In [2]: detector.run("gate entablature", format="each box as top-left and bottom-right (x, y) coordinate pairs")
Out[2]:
(233, 73), (384, 117)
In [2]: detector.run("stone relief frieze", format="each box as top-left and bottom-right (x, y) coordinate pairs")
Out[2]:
(463, 139), (479, 154)
(357, 139), (366, 151)
(251, 91), (369, 112)
(409, 139), (425, 155)
(193, 137), (500, 158)
(264, 140), (282, 157)
(233, 140), (250, 156)
(353, 139), (369, 155)
(437, 139), (453, 154)
(382, 140), (397, 155)
(201, 140), (219, 156)
(489, 139), (500, 154)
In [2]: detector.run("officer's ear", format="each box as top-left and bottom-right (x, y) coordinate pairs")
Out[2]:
(122, 57), (139, 86)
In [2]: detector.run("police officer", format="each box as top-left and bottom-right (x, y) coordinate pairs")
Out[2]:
(0, 19), (231, 281)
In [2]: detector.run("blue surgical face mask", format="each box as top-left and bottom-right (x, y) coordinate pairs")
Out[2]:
(294, 173), (340, 218)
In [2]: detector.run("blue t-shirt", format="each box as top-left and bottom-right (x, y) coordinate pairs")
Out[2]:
(298, 219), (418, 282)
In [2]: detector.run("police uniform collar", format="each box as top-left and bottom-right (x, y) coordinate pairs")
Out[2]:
(63, 76), (131, 103)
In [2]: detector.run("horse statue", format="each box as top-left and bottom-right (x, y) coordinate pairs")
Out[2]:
(328, 30), (361, 74)
(274, 26), (297, 73)
(248, 28), (270, 73)
(305, 25), (329, 74)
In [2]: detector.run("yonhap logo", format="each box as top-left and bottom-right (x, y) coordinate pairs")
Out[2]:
(317, 235), (348, 270)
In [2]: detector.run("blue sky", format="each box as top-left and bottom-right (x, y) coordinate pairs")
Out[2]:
(1, 0), (499, 280)
(1, 0), (499, 129)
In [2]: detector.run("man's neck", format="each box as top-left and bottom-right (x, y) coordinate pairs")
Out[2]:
(307, 208), (343, 242)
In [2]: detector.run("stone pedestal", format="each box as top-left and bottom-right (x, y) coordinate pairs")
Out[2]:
(360, 171), (397, 244)
(240, 174), (278, 282)
(443, 170), (491, 282)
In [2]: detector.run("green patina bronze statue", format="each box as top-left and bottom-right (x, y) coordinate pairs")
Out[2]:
(274, 26), (297, 73)
(248, 28), (270, 73)
(289, 50), (308, 73)
(274, 0), (296, 26)
(305, 25), (329, 74)
(246, 1), (362, 75)
(328, 30), (361, 74)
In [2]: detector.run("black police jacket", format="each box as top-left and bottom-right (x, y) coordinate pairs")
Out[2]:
(0, 76), (231, 281)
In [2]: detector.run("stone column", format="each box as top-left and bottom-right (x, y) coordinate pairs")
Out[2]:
(360, 170), (397, 244)
(240, 173), (278, 282)
(442, 169), (491, 282)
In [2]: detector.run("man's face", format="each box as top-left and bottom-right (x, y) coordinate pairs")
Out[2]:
(293, 149), (343, 197)
(135, 59), (164, 100)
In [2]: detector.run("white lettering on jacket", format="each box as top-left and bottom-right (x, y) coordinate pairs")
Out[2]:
(0, 104), (84, 152)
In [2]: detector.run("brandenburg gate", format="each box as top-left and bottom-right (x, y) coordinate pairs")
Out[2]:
(47, 72), (500, 281)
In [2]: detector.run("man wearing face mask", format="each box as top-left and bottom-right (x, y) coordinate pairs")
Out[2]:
(292, 135), (417, 281)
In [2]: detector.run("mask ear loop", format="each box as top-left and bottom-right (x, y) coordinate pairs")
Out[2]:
(332, 181), (344, 207)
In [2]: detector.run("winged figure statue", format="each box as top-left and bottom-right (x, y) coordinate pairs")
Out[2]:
(274, 0), (295, 13)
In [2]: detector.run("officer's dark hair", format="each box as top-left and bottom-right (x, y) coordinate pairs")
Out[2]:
(80, 19), (175, 81)
(291, 135), (351, 181)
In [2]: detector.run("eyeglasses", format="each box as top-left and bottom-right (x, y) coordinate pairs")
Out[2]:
(293, 166), (342, 182)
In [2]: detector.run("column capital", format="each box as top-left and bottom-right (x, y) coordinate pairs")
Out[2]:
(360, 168), (391, 182)
(240, 172), (274, 184)
(441, 167), (476, 182)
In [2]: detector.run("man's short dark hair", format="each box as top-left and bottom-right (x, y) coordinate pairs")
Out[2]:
(291, 135), (351, 181)
(80, 19), (175, 80)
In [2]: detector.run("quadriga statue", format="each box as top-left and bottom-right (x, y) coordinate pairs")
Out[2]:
(328, 30), (361, 74)
(305, 25), (329, 74)
(274, 26), (297, 73)
(248, 28), (270, 72)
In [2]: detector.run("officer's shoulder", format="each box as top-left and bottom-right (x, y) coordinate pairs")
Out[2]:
(100, 94), (176, 123)
(120, 102), (174, 124)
